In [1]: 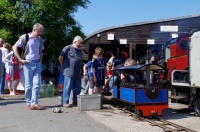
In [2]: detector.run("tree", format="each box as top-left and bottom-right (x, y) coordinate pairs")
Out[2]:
(0, 28), (12, 42)
(0, 0), (90, 64)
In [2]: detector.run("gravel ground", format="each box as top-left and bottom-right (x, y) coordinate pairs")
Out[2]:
(85, 109), (163, 132)
(84, 102), (200, 132)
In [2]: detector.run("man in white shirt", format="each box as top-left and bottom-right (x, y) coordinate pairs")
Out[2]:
(0, 39), (9, 94)
(0, 38), (4, 99)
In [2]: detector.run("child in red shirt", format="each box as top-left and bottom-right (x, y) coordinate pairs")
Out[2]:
(104, 62), (113, 88)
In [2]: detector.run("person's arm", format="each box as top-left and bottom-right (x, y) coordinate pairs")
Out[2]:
(92, 68), (97, 82)
(3, 52), (13, 64)
(39, 38), (44, 64)
(58, 46), (68, 65)
(40, 48), (43, 64)
(111, 64), (114, 70)
(13, 44), (24, 63)
(13, 36), (30, 65)
(40, 52), (43, 64)
(120, 73), (127, 83)
(92, 60), (97, 82)
(83, 64), (88, 76)
(58, 56), (64, 65)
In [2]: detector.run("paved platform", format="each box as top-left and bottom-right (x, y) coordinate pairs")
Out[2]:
(1, 93), (200, 132)
(0, 95), (114, 132)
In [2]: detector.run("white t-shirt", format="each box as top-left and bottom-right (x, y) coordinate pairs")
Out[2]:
(108, 57), (114, 63)
(0, 47), (9, 63)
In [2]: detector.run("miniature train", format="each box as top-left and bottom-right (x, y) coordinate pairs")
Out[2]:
(110, 64), (168, 117)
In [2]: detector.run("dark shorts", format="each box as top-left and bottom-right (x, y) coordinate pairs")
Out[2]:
(96, 80), (105, 87)
(88, 77), (94, 88)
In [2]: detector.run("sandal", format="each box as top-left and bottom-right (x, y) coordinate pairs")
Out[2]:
(63, 104), (71, 108)
(29, 105), (45, 110)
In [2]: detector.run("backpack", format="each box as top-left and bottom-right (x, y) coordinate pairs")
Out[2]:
(18, 34), (44, 59)
(18, 34), (29, 59)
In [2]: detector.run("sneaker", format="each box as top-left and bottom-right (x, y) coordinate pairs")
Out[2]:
(63, 104), (71, 108)
(79, 92), (86, 95)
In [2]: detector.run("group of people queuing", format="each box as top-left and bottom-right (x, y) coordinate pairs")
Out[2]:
(0, 23), (84, 110)
(0, 39), (21, 98)
(0, 22), (137, 110)
(0, 23), (45, 111)
(82, 48), (137, 96)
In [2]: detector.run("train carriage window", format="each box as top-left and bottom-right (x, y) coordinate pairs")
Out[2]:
(179, 39), (189, 50)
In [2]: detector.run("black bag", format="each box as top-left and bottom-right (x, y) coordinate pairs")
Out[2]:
(18, 34), (29, 58)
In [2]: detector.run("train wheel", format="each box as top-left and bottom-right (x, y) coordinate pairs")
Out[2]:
(194, 95), (200, 116)
(135, 110), (142, 117)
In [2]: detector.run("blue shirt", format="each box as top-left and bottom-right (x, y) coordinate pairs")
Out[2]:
(60, 45), (82, 78)
(86, 61), (93, 77)
(92, 58), (107, 80)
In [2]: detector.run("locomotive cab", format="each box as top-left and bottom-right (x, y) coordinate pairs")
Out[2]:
(166, 30), (200, 116)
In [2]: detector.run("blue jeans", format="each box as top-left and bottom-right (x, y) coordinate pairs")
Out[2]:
(109, 76), (119, 89)
(24, 61), (42, 106)
(0, 64), (6, 94)
(84, 82), (89, 94)
(62, 76), (81, 104)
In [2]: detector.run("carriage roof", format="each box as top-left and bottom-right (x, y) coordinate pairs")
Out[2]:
(116, 64), (163, 71)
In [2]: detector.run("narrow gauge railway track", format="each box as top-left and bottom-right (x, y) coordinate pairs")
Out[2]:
(103, 96), (196, 132)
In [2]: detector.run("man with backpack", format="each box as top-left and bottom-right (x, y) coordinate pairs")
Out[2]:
(13, 23), (44, 110)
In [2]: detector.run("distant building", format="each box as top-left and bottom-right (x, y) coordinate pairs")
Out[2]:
(82, 14), (200, 63)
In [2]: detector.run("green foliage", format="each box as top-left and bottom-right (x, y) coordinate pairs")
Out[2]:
(0, 0), (90, 65)
(0, 28), (12, 42)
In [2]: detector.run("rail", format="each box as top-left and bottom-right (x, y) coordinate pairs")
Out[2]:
(103, 96), (196, 132)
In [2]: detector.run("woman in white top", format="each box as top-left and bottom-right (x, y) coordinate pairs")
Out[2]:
(4, 51), (20, 95)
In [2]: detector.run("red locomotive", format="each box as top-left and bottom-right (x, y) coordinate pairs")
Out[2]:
(164, 30), (200, 116)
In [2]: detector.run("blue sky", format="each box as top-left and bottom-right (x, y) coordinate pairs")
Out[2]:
(74, 0), (200, 36)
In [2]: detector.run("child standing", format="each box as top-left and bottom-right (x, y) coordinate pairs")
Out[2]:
(92, 47), (107, 94)
(4, 51), (20, 95)
(104, 62), (113, 88)
(83, 54), (97, 95)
